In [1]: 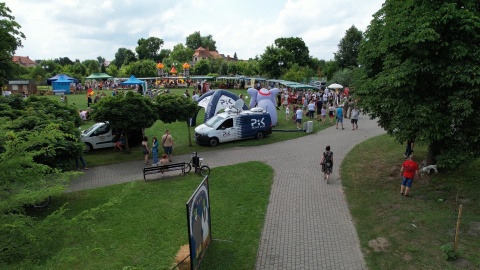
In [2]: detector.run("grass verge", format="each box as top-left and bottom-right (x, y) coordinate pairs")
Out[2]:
(12, 161), (272, 270)
(341, 134), (480, 269)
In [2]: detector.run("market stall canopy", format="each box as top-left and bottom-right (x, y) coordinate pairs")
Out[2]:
(328, 83), (343, 89)
(47, 74), (79, 85)
(121, 75), (144, 85)
(85, 73), (113, 80)
(190, 76), (216, 81)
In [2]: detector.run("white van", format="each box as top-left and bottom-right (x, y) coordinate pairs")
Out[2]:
(194, 107), (272, 147)
(81, 122), (115, 152)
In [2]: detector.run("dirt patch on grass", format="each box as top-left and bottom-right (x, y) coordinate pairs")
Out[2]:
(368, 237), (391, 252)
(402, 253), (413, 262)
(451, 257), (472, 268)
(467, 221), (480, 236)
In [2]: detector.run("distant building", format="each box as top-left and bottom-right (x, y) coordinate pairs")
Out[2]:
(7, 80), (38, 95)
(192, 47), (236, 64)
(12, 56), (37, 67)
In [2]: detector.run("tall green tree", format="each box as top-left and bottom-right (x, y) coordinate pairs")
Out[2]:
(274, 37), (310, 67)
(54, 57), (74, 66)
(355, 0), (480, 169)
(193, 59), (210, 75)
(154, 94), (199, 146)
(114, 47), (137, 68)
(122, 59), (157, 78)
(158, 48), (171, 63)
(185, 31), (217, 51)
(169, 43), (194, 63)
(82, 59), (100, 75)
(0, 2), (25, 89)
(135, 37), (164, 61)
(259, 45), (292, 78)
(334, 25), (363, 69)
(90, 91), (157, 151)
(329, 68), (355, 88)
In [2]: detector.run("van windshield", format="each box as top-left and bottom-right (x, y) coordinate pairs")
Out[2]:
(205, 115), (225, 128)
(82, 123), (102, 135)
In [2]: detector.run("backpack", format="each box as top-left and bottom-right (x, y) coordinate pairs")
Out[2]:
(324, 151), (333, 167)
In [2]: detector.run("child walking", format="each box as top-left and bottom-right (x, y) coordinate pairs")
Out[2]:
(285, 105), (290, 120)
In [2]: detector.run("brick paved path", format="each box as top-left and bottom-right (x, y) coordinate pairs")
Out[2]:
(69, 115), (385, 269)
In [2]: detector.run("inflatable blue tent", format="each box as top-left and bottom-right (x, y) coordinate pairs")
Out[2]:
(47, 74), (79, 86)
(52, 75), (73, 94)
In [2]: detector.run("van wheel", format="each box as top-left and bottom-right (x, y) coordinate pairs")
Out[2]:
(209, 138), (219, 147)
(255, 131), (265, 140)
(84, 143), (93, 153)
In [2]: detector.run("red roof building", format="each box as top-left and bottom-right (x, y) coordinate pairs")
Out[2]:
(12, 56), (37, 67)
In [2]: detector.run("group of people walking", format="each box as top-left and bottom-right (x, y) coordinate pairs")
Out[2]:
(141, 129), (174, 166)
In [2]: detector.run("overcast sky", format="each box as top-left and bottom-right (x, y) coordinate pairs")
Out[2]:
(5, 0), (385, 62)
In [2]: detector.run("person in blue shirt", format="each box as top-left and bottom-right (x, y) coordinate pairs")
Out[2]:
(152, 137), (159, 165)
(336, 105), (344, 130)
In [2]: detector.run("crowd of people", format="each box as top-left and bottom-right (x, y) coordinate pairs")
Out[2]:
(277, 88), (359, 131)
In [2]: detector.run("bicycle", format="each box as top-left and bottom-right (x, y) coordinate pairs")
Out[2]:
(185, 151), (210, 176)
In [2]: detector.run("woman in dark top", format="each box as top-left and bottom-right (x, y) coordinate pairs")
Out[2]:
(320, 145), (334, 184)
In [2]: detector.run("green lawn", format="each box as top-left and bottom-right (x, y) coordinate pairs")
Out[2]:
(341, 134), (480, 269)
(11, 162), (272, 270)
(43, 88), (329, 168)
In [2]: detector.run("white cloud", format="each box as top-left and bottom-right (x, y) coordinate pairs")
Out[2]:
(5, 0), (385, 61)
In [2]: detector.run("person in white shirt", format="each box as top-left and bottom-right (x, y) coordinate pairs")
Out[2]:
(296, 107), (303, 130)
(192, 91), (199, 102)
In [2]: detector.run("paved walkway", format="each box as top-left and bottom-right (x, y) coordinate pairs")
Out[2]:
(69, 115), (385, 269)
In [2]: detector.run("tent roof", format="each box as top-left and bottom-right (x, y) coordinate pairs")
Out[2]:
(85, 73), (113, 79)
(53, 75), (74, 83)
(47, 74), (79, 85)
(121, 75), (144, 85)
(190, 76), (215, 81)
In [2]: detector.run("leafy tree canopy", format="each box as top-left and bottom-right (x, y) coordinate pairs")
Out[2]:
(193, 59), (210, 75)
(169, 43), (194, 63)
(0, 95), (84, 169)
(0, 2), (25, 87)
(135, 37), (164, 62)
(334, 25), (363, 69)
(90, 91), (157, 150)
(355, 0), (480, 169)
(154, 94), (199, 146)
(274, 37), (310, 67)
(185, 31), (217, 51)
(114, 47), (137, 68)
(259, 45), (292, 78)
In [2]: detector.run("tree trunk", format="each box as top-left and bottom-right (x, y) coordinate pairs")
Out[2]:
(125, 131), (130, 153)
(426, 141), (442, 165)
(186, 121), (192, 147)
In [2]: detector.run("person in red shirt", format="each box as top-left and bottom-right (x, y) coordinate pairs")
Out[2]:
(400, 154), (419, 197)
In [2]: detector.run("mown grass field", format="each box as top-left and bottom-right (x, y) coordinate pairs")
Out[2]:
(11, 162), (272, 270)
(341, 134), (480, 270)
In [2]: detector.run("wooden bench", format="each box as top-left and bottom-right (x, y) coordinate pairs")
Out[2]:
(143, 162), (186, 181)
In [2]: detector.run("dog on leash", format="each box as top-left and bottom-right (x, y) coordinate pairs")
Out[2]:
(420, 161), (438, 176)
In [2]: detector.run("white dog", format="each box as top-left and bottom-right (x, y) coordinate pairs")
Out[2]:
(420, 161), (438, 176)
